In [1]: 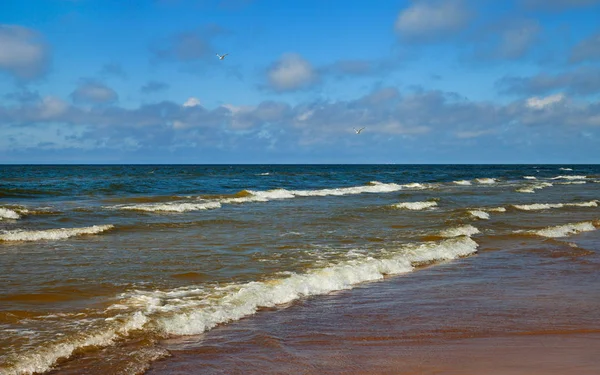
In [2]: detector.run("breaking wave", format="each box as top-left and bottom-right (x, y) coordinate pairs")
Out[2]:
(392, 201), (438, 210)
(0, 207), (21, 220)
(468, 210), (490, 220)
(526, 221), (598, 238)
(0, 236), (478, 374)
(512, 200), (598, 211)
(0, 225), (114, 242)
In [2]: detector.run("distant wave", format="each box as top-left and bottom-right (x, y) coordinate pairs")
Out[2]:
(468, 210), (490, 220)
(525, 221), (598, 238)
(515, 182), (553, 193)
(559, 168), (573, 171)
(485, 207), (506, 212)
(439, 224), (480, 238)
(391, 201), (437, 210)
(113, 181), (429, 213)
(512, 200), (598, 211)
(0, 225), (114, 242)
(474, 178), (497, 184)
(1, 236), (478, 375)
(551, 175), (587, 180)
(523, 176), (537, 180)
(0, 207), (21, 220)
(118, 201), (221, 213)
(453, 180), (472, 185)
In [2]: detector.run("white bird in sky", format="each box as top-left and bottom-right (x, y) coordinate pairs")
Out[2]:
(216, 53), (229, 60)
(353, 127), (365, 134)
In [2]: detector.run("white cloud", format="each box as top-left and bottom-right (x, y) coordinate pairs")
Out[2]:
(183, 97), (201, 107)
(395, 0), (470, 41)
(267, 53), (318, 91)
(0, 24), (50, 80)
(526, 93), (566, 109)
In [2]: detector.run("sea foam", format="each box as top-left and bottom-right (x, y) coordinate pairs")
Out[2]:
(439, 225), (480, 238)
(2, 236), (479, 375)
(0, 207), (21, 220)
(468, 210), (490, 220)
(0, 225), (114, 242)
(551, 175), (587, 180)
(119, 201), (222, 212)
(512, 200), (598, 211)
(392, 201), (438, 210)
(475, 178), (497, 184)
(529, 221), (597, 238)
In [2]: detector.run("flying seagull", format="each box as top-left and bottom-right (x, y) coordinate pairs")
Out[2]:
(216, 53), (229, 60)
(353, 127), (365, 134)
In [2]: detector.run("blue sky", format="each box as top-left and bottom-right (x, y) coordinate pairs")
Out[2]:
(1, 0), (599, 163)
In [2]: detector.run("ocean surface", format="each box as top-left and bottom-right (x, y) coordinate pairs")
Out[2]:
(1, 164), (600, 374)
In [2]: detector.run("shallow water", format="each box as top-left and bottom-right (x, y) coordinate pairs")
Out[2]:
(1, 164), (599, 374)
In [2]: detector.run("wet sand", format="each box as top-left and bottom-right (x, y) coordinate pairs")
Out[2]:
(147, 231), (600, 375)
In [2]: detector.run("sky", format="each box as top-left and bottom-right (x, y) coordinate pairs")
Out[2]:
(1, 0), (599, 164)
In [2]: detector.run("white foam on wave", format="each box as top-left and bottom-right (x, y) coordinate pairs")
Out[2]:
(516, 182), (553, 193)
(516, 187), (535, 193)
(392, 201), (438, 210)
(2, 236), (478, 374)
(528, 221), (597, 238)
(523, 176), (537, 180)
(559, 168), (573, 171)
(114, 181), (434, 213)
(551, 175), (587, 180)
(150, 236), (478, 336)
(0, 225), (114, 242)
(1, 312), (148, 375)
(469, 210), (490, 220)
(475, 178), (497, 184)
(486, 207), (506, 212)
(0, 207), (21, 220)
(512, 200), (598, 211)
(558, 181), (587, 185)
(439, 224), (480, 238)
(453, 180), (472, 185)
(227, 182), (410, 203)
(119, 201), (221, 212)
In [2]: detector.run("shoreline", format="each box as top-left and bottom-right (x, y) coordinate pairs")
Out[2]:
(148, 232), (600, 374)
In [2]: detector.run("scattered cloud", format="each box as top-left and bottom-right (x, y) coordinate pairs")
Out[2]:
(99, 63), (127, 79)
(496, 66), (600, 96)
(394, 0), (471, 42)
(2, 87), (600, 160)
(183, 97), (201, 107)
(150, 25), (229, 62)
(519, 0), (600, 11)
(569, 31), (600, 63)
(265, 53), (319, 92)
(0, 24), (50, 80)
(321, 58), (399, 78)
(140, 81), (170, 94)
(470, 18), (541, 61)
(525, 93), (566, 109)
(70, 81), (119, 104)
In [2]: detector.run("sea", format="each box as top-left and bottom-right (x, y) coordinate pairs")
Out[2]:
(1, 164), (600, 375)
